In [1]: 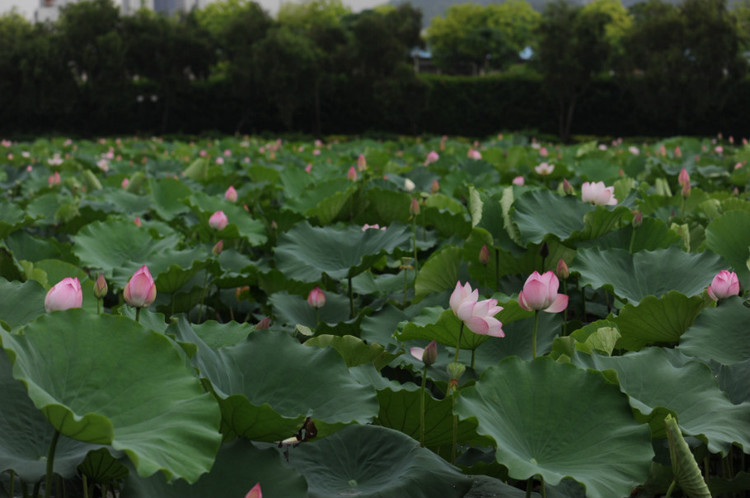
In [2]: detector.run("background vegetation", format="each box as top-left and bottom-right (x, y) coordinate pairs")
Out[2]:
(1, 0), (750, 140)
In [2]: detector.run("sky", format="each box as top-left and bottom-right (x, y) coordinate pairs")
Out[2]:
(0, 0), (386, 21)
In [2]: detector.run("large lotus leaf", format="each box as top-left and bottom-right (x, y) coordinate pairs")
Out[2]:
(122, 439), (307, 498)
(185, 192), (267, 246)
(0, 349), (101, 482)
(283, 178), (355, 220)
(376, 381), (490, 449)
(304, 335), (398, 370)
(0, 310), (222, 483)
(268, 290), (351, 329)
(718, 358), (750, 404)
(423, 195), (472, 238)
(469, 187), (525, 252)
(704, 210), (750, 286)
(414, 246), (461, 300)
(288, 424), (473, 498)
(397, 308), (491, 351)
(574, 348), (750, 455)
(610, 291), (705, 351)
(0, 278), (46, 329)
(4, 231), (76, 264)
(149, 177), (192, 220)
(190, 320), (254, 349)
(0, 199), (33, 239)
(455, 357), (652, 497)
(576, 217), (682, 253)
(365, 188), (411, 224)
(274, 221), (411, 282)
(168, 318), (377, 441)
(573, 247), (725, 304)
(664, 414), (712, 498)
(678, 297), (750, 365)
(571, 205), (630, 242)
(513, 190), (593, 244)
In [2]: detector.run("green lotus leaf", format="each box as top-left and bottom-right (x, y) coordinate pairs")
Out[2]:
(283, 178), (355, 221)
(513, 190), (593, 244)
(455, 357), (652, 497)
(414, 246), (461, 301)
(121, 439), (307, 498)
(0, 310), (222, 483)
(168, 318), (378, 441)
(705, 209), (750, 287)
(78, 448), (129, 485)
(365, 188), (411, 225)
(708, 471), (750, 497)
(611, 291), (705, 351)
(423, 194), (472, 238)
(678, 297), (750, 365)
(375, 381), (490, 449)
(185, 192), (267, 246)
(0, 199), (34, 239)
(397, 308), (491, 351)
(567, 320), (621, 355)
(575, 157), (622, 182)
(4, 231), (76, 264)
(304, 335), (398, 370)
(574, 348), (750, 455)
(274, 221), (411, 282)
(288, 424), (473, 498)
(464, 475), (540, 498)
(571, 205), (630, 241)
(268, 290), (351, 329)
(664, 414), (712, 498)
(718, 359), (750, 404)
(149, 177), (192, 220)
(0, 349), (101, 482)
(95, 190), (152, 216)
(576, 217), (682, 253)
(573, 247), (725, 304)
(0, 278), (46, 329)
(190, 320), (254, 349)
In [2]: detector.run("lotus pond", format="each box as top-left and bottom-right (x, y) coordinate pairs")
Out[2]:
(0, 134), (748, 498)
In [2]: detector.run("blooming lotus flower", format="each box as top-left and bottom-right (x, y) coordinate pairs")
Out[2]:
(45, 277), (83, 312)
(628, 146), (640, 155)
(535, 162), (554, 175)
(307, 286), (326, 308)
(424, 151), (439, 165)
(518, 271), (568, 313)
(209, 211), (228, 230)
(450, 282), (504, 337)
(410, 340), (437, 366)
(707, 270), (740, 301)
(467, 148), (482, 160)
(362, 223), (386, 231)
(347, 166), (358, 181)
(225, 186), (238, 202)
(581, 181), (617, 206)
(245, 483), (262, 498)
(123, 266), (157, 308)
(512, 176), (525, 186)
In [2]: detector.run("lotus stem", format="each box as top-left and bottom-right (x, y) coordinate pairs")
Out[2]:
(9, 470), (14, 498)
(532, 310), (540, 359)
(44, 430), (60, 498)
(453, 322), (464, 364)
(471, 349), (476, 370)
(135, 307), (141, 323)
(82, 474), (88, 498)
(628, 226), (636, 254)
(525, 478), (533, 498)
(664, 479), (676, 498)
(419, 365), (427, 447)
(348, 276), (354, 319)
(412, 216), (418, 273)
(198, 269), (210, 323)
(540, 475), (546, 498)
(451, 391), (458, 465)
(96, 299), (101, 315)
(494, 248), (500, 290)
(562, 280), (568, 336)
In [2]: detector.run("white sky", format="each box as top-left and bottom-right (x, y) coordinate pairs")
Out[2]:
(0, 0), (386, 20)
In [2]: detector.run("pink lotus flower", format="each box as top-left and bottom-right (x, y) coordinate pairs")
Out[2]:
(121, 178), (130, 189)
(209, 211), (228, 230)
(245, 483), (262, 498)
(313, 149), (321, 156)
(581, 181), (617, 206)
(410, 340), (437, 366)
(512, 176), (525, 186)
(430, 179), (440, 193)
(48, 171), (61, 187)
(347, 166), (358, 181)
(535, 162), (554, 175)
(555, 259), (569, 280)
(305, 163), (313, 173)
(467, 148), (482, 160)
(628, 146), (640, 156)
(707, 270), (740, 301)
(450, 282), (504, 337)
(518, 271), (568, 313)
(134, 217), (142, 227)
(225, 186), (238, 202)
(357, 154), (367, 171)
(123, 266), (157, 308)
(539, 147), (548, 157)
(45, 277), (83, 312)
(678, 168), (690, 188)
(362, 223), (386, 231)
(307, 286), (326, 308)
(674, 146), (682, 158)
(424, 151), (439, 165)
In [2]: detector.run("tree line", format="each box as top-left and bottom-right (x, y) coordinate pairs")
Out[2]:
(0, 0), (748, 140)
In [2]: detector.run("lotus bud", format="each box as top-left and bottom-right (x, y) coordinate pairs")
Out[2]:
(447, 361), (466, 381)
(555, 258), (569, 280)
(512, 176), (524, 186)
(123, 266), (157, 308)
(674, 146), (682, 158)
(707, 270), (740, 301)
(307, 286), (326, 308)
(209, 211), (228, 230)
(410, 197), (420, 216)
(632, 211), (643, 228)
(357, 154), (367, 171)
(45, 277), (83, 312)
(224, 186), (238, 202)
(479, 245), (490, 265)
(94, 273), (108, 299)
(347, 166), (358, 181)
(134, 217), (142, 227)
(562, 178), (574, 195)
(410, 340), (438, 366)
(256, 316), (271, 330)
(430, 179), (439, 194)
(424, 150), (439, 165)
(245, 483), (262, 498)
(678, 168), (690, 188)
(212, 240), (224, 255)
(48, 171), (61, 187)
(539, 242), (549, 259)
(121, 177), (130, 189)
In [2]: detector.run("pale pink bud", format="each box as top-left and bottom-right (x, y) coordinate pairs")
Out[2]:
(707, 270), (740, 301)
(212, 240), (224, 255)
(134, 217), (142, 227)
(48, 171), (61, 187)
(555, 259), (569, 280)
(305, 163), (313, 173)
(562, 178), (574, 195)
(307, 286), (326, 308)
(410, 197), (420, 216)
(45, 277), (83, 312)
(512, 176), (525, 186)
(467, 148), (482, 160)
(678, 168), (690, 188)
(632, 211), (643, 228)
(94, 273), (108, 299)
(245, 482), (262, 498)
(347, 166), (358, 181)
(357, 154), (367, 171)
(121, 178), (130, 189)
(224, 186), (238, 202)
(674, 146), (682, 158)
(256, 316), (270, 330)
(430, 179), (439, 193)
(424, 151), (439, 165)
(410, 340), (438, 366)
(123, 266), (157, 308)
(518, 271), (568, 313)
(209, 211), (228, 230)
(478, 245), (490, 265)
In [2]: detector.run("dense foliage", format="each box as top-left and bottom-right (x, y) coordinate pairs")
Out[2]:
(1, 0), (750, 139)
(0, 133), (749, 497)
